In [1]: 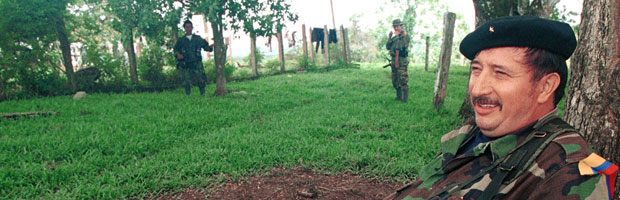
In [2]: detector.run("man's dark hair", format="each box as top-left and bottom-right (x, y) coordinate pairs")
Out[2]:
(523, 48), (568, 106)
(183, 20), (192, 27)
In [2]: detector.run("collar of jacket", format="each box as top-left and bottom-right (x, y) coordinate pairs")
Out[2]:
(440, 108), (559, 162)
(418, 109), (559, 182)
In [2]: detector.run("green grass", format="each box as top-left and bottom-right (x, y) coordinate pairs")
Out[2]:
(0, 63), (469, 199)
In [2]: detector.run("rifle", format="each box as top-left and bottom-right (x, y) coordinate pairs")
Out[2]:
(382, 57), (392, 68)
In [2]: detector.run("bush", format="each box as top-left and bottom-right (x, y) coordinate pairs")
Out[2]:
(233, 68), (253, 79)
(138, 45), (171, 87)
(243, 47), (264, 66)
(82, 41), (130, 90)
(297, 55), (318, 72)
(204, 60), (235, 82)
(263, 58), (281, 73)
(16, 66), (70, 97)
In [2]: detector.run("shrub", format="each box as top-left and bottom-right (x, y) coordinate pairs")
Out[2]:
(234, 68), (253, 79)
(297, 55), (318, 72)
(263, 58), (281, 74)
(243, 47), (265, 66)
(204, 60), (235, 82)
(16, 65), (70, 97)
(138, 46), (169, 87)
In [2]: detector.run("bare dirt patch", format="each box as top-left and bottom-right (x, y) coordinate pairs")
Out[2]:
(153, 167), (402, 200)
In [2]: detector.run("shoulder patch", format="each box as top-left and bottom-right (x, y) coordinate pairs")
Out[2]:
(578, 153), (618, 199)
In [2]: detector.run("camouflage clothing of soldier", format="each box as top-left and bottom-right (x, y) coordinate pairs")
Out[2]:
(384, 16), (618, 200)
(174, 20), (213, 95)
(385, 19), (410, 103)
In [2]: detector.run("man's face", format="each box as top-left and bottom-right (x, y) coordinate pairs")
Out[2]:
(184, 23), (193, 34)
(469, 47), (545, 137)
(393, 25), (402, 33)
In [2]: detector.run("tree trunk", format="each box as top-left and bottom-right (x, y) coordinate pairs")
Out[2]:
(565, 0), (620, 198)
(211, 16), (227, 97)
(521, 0), (560, 17)
(433, 12), (456, 110)
(55, 13), (76, 92)
(250, 33), (258, 76)
(460, 0), (561, 121)
(277, 31), (285, 72)
(344, 28), (351, 63)
(124, 29), (138, 85)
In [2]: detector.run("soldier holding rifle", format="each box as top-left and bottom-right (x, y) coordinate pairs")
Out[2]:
(386, 19), (410, 103)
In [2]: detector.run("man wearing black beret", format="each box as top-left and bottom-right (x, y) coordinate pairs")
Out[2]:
(384, 15), (617, 200)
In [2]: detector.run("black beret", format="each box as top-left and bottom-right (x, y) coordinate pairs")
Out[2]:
(459, 15), (577, 60)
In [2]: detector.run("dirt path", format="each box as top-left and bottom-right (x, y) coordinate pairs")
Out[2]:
(152, 167), (403, 200)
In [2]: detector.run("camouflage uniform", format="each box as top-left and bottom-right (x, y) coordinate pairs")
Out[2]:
(384, 110), (618, 200)
(386, 19), (410, 102)
(174, 34), (212, 95)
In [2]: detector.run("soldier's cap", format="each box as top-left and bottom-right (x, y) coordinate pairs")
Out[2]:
(392, 19), (403, 26)
(459, 15), (577, 60)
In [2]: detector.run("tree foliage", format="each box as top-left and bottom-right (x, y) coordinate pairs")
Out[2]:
(0, 0), (78, 99)
(177, 0), (297, 96)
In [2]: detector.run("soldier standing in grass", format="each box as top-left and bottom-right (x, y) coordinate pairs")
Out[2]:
(174, 20), (213, 96)
(384, 16), (618, 200)
(386, 19), (410, 103)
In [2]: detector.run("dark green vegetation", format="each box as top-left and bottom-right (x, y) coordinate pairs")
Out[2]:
(0, 64), (468, 199)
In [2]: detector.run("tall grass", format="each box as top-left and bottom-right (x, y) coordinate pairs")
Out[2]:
(0, 64), (469, 199)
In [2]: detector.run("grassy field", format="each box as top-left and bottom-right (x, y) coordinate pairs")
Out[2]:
(0, 63), (470, 199)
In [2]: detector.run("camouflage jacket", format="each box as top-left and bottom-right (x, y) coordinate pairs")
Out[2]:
(174, 34), (213, 63)
(386, 32), (410, 59)
(385, 110), (618, 200)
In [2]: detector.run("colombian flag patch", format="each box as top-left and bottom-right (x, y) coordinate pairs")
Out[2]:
(578, 153), (618, 200)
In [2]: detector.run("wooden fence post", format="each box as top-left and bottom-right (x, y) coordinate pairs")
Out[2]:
(310, 27), (315, 60)
(227, 37), (233, 65)
(340, 25), (347, 64)
(277, 31), (285, 72)
(344, 28), (351, 63)
(425, 36), (429, 72)
(324, 25), (330, 64)
(250, 34), (258, 76)
(302, 24), (308, 59)
(433, 12), (456, 110)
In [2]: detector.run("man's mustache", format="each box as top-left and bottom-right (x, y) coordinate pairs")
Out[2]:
(471, 96), (503, 111)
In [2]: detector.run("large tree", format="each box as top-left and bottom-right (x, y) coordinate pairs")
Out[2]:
(184, 0), (296, 97)
(564, 0), (620, 198)
(235, 0), (297, 77)
(51, 1), (78, 92)
(459, 0), (561, 120)
(0, 0), (78, 92)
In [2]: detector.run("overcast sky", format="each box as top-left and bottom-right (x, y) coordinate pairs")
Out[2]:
(189, 0), (583, 59)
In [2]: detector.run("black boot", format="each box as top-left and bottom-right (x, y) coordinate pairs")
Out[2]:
(395, 88), (402, 101)
(199, 87), (205, 95)
(184, 86), (191, 95)
(402, 88), (408, 103)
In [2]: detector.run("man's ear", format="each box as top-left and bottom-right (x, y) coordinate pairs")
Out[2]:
(536, 72), (561, 104)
